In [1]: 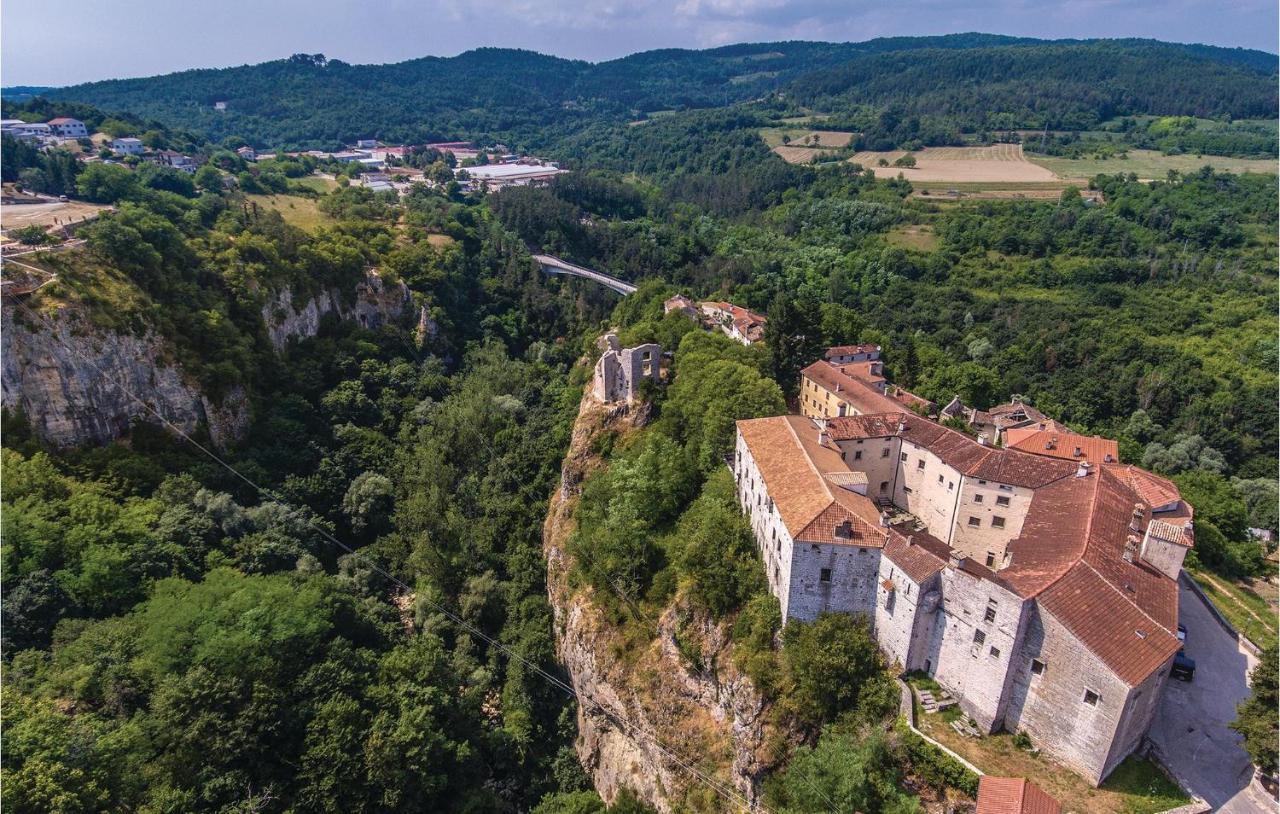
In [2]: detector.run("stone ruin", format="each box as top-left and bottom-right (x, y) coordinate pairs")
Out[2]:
(592, 333), (660, 404)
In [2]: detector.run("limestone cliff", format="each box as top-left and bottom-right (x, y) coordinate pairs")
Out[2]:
(3, 269), (409, 449)
(1, 303), (249, 449)
(262, 269), (410, 348)
(544, 395), (790, 812)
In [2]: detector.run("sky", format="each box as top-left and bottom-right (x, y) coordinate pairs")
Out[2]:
(3, 0), (1277, 87)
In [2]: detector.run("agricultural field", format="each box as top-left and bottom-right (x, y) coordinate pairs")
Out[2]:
(852, 144), (1064, 182)
(1027, 149), (1278, 180)
(763, 127), (855, 163)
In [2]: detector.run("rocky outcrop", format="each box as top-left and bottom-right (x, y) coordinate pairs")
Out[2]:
(1, 304), (249, 449)
(262, 269), (410, 348)
(543, 394), (787, 812)
(3, 270), (409, 450)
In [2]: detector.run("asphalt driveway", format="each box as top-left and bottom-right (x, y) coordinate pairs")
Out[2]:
(1147, 578), (1273, 813)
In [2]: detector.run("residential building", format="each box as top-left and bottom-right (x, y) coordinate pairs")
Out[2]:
(733, 410), (1192, 785)
(976, 777), (1061, 814)
(236, 146), (257, 161)
(154, 150), (199, 172)
(111, 137), (143, 155)
(942, 397), (1067, 445)
(47, 117), (88, 139)
(592, 333), (660, 404)
(700, 301), (767, 344)
(663, 295), (699, 319)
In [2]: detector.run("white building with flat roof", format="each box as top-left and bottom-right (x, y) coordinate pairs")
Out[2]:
(458, 162), (567, 190)
(111, 137), (144, 155)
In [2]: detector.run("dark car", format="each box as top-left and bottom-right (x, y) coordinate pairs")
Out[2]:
(1172, 648), (1196, 681)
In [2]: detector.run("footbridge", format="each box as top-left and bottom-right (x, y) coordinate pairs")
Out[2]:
(532, 254), (637, 295)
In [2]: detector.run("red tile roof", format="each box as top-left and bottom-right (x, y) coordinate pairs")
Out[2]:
(888, 385), (936, 414)
(976, 777), (1061, 814)
(1005, 425), (1120, 465)
(883, 533), (947, 583)
(802, 362), (907, 415)
(825, 343), (880, 357)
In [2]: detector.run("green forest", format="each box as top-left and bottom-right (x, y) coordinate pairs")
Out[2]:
(2, 34), (1278, 814)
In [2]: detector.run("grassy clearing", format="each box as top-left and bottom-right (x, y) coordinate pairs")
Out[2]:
(760, 127), (854, 149)
(886, 224), (940, 252)
(425, 233), (456, 248)
(1188, 566), (1278, 652)
(1028, 149), (1277, 180)
(247, 194), (333, 232)
(292, 176), (338, 194)
(916, 715), (1189, 814)
(18, 249), (151, 333)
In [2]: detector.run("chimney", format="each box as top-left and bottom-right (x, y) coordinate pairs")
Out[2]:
(906, 535), (914, 546)
(897, 418), (907, 434)
(978, 435), (988, 446)
(948, 553), (967, 569)
(880, 511), (891, 527)
(1075, 461), (1091, 478)
(1130, 503), (1144, 533)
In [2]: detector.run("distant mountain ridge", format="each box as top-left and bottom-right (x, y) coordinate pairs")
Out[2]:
(22, 35), (1278, 151)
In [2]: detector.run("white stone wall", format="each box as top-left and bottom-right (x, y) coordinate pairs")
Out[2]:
(834, 436), (901, 502)
(948, 479), (1033, 568)
(1101, 652), (1173, 780)
(924, 567), (1026, 731)
(786, 540), (880, 622)
(895, 441), (964, 542)
(1002, 605), (1136, 784)
(735, 431), (796, 617)
(874, 562), (937, 670)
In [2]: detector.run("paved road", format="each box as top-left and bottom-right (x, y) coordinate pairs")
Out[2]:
(1148, 579), (1273, 813)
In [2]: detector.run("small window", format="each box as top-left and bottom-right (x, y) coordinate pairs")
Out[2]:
(989, 646), (1001, 658)
(992, 516), (1006, 529)
(917, 460), (926, 470)
(978, 479), (988, 485)
(900, 452), (908, 461)
(996, 495), (1011, 507)
(973, 629), (986, 645)
(881, 447), (890, 458)
(1030, 658), (1045, 675)
(937, 474), (944, 484)
(819, 568), (832, 583)
(974, 494), (984, 504)
(854, 450), (863, 460)
(948, 481), (954, 491)
(968, 516), (981, 526)
(880, 481), (889, 493)
(984, 606), (997, 623)
(999, 484), (1014, 493)
(903, 486), (913, 494)
(1083, 689), (1100, 706)
(985, 552), (996, 568)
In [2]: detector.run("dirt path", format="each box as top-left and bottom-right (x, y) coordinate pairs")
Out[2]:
(1199, 572), (1274, 631)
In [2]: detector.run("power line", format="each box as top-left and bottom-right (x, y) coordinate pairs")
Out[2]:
(3, 292), (788, 814)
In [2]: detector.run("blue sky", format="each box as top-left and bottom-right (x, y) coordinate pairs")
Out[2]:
(4, 0), (1276, 87)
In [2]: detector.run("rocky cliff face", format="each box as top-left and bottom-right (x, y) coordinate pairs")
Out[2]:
(3, 270), (410, 450)
(1, 304), (249, 449)
(544, 395), (786, 812)
(262, 269), (410, 348)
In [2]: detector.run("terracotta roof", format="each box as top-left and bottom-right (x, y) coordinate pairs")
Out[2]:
(825, 343), (880, 357)
(1005, 425), (1120, 465)
(840, 360), (886, 387)
(884, 532), (947, 583)
(47, 117), (80, 125)
(888, 385), (935, 413)
(1106, 465), (1184, 514)
(802, 362), (907, 415)
(976, 777), (1061, 814)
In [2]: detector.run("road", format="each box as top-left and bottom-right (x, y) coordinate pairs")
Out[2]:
(1148, 578), (1273, 813)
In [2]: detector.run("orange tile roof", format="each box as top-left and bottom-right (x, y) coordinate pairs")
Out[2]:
(1005, 425), (1120, 465)
(977, 777), (1061, 814)
(883, 533), (946, 584)
(802, 362), (907, 415)
(888, 385), (935, 413)
(825, 343), (880, 357)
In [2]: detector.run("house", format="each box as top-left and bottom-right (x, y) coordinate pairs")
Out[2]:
(592, 333), (660, 404)
(154, 150), (199, 172)
(734, 410), (1192, 785)
(942, 398), (1068, 445)
(214, 101), (227, 111)
(6, 121), (53, 143)
(111, 137), (144, 155)
(800, 348), (906, 419)
(47, 117), (88, 139)
(700, 301), (767, 345)
(976, 777), (1061, 814)
(358, 173), (395, 192)
(236, 146), (257, 161)
(1004, 424), (1120, 465)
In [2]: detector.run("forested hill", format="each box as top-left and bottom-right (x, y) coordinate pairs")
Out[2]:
(31, 36), (1278, 150)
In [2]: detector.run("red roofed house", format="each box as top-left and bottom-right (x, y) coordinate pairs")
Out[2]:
(700, 301), (767, 345)
(1005, 423), (1121, 465)
(976, 777), (1061, 814)
(47, 117), (88, 139)
(734, 409), (1193, 786)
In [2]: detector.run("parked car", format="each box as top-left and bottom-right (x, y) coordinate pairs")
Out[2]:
(1172, 648), (1196, 681)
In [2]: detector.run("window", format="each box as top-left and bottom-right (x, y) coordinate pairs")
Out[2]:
(900, 452), (908, 462)
(1083, 689), (1100, 706)
(985, 552), (996, 567)
(1030, 658), (1045, 676)
(880, 481), (889, 493)
(973, 629), (986, 645)
(968, 517), (981, 527)
(998, 484), (1014, 492)
(819, 568), (832, 583)
(903, 486), (913, 494)
(992, 516), (1006, 529)
(984, 605), (997, 623)
(978, 479), (988, 485)
(948, 481), (954, 491)
(937, 474), (944, 484)
(974, 494), (984, 504)
(996, 495), (1011, 507)
(989, 647), (1001, 658)
(854, 450), (863, 460)
(917, 460), (926, 470)
(881, 447), (890, 458)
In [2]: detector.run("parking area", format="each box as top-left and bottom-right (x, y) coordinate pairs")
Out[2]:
(1148, 578), (1272, 813)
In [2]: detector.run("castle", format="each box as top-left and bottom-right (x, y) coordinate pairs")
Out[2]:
(733, 405), (1192, 785)
(592, 333), (660, 404)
